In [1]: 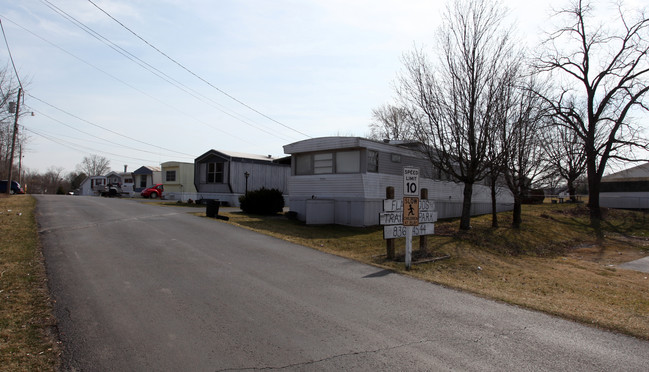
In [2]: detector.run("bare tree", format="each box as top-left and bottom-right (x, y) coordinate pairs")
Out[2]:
(368, 104), (415, 141)
(40, 166), (65, 194)
(537, 0), (649, 225)
(499, 75), (549, 228)
(485, 135), (505, 228)
(397, 0), (517, 230)
(541, 123), (587, 202)
(77, 154), (110, 176)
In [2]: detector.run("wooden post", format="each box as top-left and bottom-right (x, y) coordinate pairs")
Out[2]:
(386, 186), (395, 260)
(419, 188), (428, 254)
(6, 88), (20, 195)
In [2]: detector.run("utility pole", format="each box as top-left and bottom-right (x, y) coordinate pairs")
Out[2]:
(18, 144), (23, 185)
(6, 87), (21, 195)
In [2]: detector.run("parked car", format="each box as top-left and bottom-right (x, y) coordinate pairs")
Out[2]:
(141, 184), (163, 199)
(0, 180), (25, 194)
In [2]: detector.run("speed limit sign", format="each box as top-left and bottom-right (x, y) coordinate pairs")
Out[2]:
(403, 167), (419, 196)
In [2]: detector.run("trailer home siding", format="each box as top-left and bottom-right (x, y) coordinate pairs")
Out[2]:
(193, 149), (290, 206)
(600, 162), (649, 209)
(284, 137), (513, 226)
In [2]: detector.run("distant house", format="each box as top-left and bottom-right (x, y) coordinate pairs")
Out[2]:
(105, 170), (135, 195)
(78, 175), (107, 196)
(193, 149), (290, 206)
(283, 136), (513, 226)
(133, 166), (161, 192)
(600, 162), (649, 209)
(160, 161), (197, 201)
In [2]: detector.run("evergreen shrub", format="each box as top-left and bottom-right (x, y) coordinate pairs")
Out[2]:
(239, 187), (284, 215)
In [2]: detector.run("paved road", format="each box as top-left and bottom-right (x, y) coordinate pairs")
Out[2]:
(36, 195), (649, 371)
(620, 256), (649, 273)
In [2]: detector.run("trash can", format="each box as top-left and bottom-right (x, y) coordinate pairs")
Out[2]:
(206, 199), (220, 218)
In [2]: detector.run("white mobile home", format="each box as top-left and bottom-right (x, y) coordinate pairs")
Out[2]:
(78, 175), (107, 196)
(600, 162), (649, 209)
(106, 170), (135, 195)
(283, 137), (513, 226)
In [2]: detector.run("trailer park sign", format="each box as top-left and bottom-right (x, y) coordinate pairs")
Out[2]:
(379, 167), (438, 239)
(381, 167), (438, 269)
(379, 198), (437, 239)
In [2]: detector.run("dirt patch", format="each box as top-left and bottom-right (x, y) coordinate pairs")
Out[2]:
(566, 236), (649, 265)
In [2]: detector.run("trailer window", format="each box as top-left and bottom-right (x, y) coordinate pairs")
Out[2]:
(207, 162), (224, 183)
(336, 151), (360, 173)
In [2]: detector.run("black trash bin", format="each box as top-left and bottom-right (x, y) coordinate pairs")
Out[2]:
(206, 199), (220, 218)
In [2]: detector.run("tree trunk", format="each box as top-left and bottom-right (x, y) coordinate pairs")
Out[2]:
(512, 196), (522, 228)
(460, 182), (474, 230)
(586, 156), (602, 226)
(567, 179), (577, 203)
(490, 176), (498, 228)
(588, 176), (602, 227)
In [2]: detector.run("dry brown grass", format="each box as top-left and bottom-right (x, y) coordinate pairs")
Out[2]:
(214, 203), (649, 339)
(0, 195), (59, 371)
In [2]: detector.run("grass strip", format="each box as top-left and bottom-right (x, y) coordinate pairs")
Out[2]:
(0, 195), (59, 371)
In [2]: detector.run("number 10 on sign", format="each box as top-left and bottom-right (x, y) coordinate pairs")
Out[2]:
(403, 167), (419, 196)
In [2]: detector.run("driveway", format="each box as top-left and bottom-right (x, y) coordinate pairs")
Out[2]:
(620, 256), (649, 273)
(36, 195), (649, 371)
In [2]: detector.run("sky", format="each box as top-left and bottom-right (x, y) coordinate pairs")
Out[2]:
(0, 0), (642, 175)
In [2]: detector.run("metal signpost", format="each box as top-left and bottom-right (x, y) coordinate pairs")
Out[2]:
(403, 167), (419, 270)
(402, 196), (417, 269)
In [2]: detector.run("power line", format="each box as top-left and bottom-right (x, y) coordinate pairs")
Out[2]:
(24, 126), (164, 164)
(28, 94), (198, 158)
(39, 0), (293, 142)
(0, 14), (254, 146)
(0, 19), (22, 89)
(86, 0), (312, 138)
(26, 106), (195, 160)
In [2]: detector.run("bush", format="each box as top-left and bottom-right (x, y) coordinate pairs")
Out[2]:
(239, 188), (284, 215)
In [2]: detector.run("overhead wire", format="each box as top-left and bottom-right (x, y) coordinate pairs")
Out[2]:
(0, 14), (255, 147)
(39, 0), (293, 142)
(28, 95), (197, 158)
(26, 105), (195, 160)
(0, 18), (22, 89)
(24, 126), (163, 164)
(86, 0), (312, 138)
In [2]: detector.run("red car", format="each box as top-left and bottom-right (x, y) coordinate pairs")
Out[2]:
(141, 184), (163, 199)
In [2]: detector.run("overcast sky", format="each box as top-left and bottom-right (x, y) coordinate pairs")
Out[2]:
(0, 0), (641, 174)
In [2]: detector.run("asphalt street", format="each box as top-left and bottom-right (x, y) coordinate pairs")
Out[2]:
(36, 195), (649, 371)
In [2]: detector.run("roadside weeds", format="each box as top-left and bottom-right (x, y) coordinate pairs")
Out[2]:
(0, 195), (59, 372)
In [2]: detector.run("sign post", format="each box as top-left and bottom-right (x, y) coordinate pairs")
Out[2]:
(379, 169), (437, 269)
(403, 167), (419, 270)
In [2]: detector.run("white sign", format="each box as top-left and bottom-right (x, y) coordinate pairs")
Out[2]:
(383, 223), (435, 239)
(403, 167), (419, 196)
(379, 211), (438, 225)
(383, 199), (433, 212)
